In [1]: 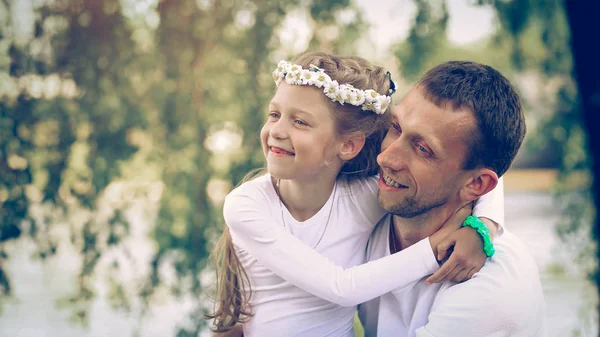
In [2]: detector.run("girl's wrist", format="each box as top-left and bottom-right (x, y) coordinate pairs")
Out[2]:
(462, 215), (496, 258)
(477, 217), (499, 240)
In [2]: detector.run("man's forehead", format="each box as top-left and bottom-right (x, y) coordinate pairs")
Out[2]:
(391, 88), (430, 121)
(392, 87), (476, 155)
(393, 87), (474, 124)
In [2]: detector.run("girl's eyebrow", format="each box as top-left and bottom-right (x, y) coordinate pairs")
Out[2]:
(269, 100), (316, 118)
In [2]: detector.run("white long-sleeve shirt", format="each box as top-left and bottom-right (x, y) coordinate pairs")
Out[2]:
(224, 174), (505, 337)
(358, 214), (546, 337)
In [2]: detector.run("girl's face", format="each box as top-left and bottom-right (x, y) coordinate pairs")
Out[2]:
(261, 83), (344, 181)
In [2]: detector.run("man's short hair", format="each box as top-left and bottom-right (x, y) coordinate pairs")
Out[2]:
(416, 61), (526, 177)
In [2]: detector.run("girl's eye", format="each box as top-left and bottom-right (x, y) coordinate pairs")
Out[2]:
(295, 119), (308, 126)
(390, 122), (401, 132)
(268, 112), (280, 119)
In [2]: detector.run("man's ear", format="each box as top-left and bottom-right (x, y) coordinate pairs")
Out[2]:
(459, 168), (499, 202)
(339, 132), (366, 161)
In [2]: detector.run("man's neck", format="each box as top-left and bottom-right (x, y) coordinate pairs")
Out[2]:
(391, 205), (458, 251)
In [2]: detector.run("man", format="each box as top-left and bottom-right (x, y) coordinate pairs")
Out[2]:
(358, 61), (546, 336)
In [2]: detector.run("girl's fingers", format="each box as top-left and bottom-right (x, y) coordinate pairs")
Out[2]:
(466, 268), (478, 280)
(436, 238), (455, 261)
(426, 261), (456, 284)
(443, 265), (463, 283)
(452, 268), (470, 283)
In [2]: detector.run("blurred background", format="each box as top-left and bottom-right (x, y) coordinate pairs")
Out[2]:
(0, 0), (598, 336)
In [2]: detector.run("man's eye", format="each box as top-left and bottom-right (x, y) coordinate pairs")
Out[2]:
(418, 145), (428, 153)
(268, 112), (280, 119)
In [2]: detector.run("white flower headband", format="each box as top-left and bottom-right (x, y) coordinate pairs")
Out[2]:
(272, 60), (396, 115)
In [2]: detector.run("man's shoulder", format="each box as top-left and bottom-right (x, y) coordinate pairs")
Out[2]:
(427, 231), (546, 335)
(481, 231), (541, 282)
(443, 231), (543, 299)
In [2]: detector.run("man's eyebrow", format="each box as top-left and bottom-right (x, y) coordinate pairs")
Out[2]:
(399, 122), (442, 155)
(416, 132), (442, 155)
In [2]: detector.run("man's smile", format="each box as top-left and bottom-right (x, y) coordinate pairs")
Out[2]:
(379, 174), (409, 190)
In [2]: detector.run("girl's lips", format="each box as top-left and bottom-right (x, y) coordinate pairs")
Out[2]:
(270, 146), (295, 156)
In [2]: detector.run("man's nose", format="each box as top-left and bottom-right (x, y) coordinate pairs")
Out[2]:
(377, 139), (409, 171)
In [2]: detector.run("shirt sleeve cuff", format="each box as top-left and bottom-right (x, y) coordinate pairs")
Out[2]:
(414, 237), (439, 274)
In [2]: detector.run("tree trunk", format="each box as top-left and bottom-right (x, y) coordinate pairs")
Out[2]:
(564, 3), (600, 332)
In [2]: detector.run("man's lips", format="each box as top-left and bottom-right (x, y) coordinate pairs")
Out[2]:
(379, 174), (408, 190)
(269, 146), (295, 156)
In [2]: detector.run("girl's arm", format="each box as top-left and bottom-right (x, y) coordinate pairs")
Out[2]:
(425, 177), (505, 284)
(224, 191), (440, 307)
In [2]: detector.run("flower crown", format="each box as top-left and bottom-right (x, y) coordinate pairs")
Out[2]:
(272, 60), (396, 115)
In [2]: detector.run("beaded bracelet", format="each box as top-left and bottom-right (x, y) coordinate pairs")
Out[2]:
(462, 215), (495, 257)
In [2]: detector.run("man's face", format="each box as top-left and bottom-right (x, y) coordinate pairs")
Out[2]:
(377, 86), (476, 218)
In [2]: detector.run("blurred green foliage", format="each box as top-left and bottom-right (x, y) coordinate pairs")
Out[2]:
(0, 0), (594, 335)
(0, 0), (366, 334)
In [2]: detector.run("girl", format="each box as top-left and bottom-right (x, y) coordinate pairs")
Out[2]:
(208, 52), (504, 336)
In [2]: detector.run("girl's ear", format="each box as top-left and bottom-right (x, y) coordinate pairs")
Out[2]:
(339, 132), (366, 161)
(459, 168), (499, 202)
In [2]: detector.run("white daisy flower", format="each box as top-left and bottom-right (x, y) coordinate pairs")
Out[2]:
(373, 100), (383, 114)
(362, 102), (376, 112)
(354, 90), (366, 105)
(273, 69), (284, 85)
(342, 88), (357, 104)
(377, 96), (391, 113)
(364, 89), (379, 100)
(323, 80), (339, 100)
(300, 69), (315, 85)
(285, 72), (296, 84)
(286, 70), (302, 85)
(313, 73), (328, 88)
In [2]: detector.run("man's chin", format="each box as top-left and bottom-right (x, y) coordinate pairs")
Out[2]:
(377, 194), (405, 214)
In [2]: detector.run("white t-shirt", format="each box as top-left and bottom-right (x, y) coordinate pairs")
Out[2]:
(224, 174), (505, 337)
(358, 214), (546, 337)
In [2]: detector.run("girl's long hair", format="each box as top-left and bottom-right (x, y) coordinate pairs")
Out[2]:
(205, 169), (263, 333)
(205, 227), (252, 332)
(206, 52), (394, 331)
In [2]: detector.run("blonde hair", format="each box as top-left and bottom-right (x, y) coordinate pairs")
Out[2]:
(207, 52), (394, 332)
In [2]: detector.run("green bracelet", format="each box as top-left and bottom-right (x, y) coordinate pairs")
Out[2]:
(462, 215), (495, 257)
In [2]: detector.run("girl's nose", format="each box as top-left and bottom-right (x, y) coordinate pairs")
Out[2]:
(269, 120), (288, 139)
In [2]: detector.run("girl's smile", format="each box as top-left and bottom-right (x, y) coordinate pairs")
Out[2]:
(269, 146), (295, 156)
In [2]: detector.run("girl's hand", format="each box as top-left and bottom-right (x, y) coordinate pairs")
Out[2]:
(428, 202), (473, 256)
(425, 217), (499, 284)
